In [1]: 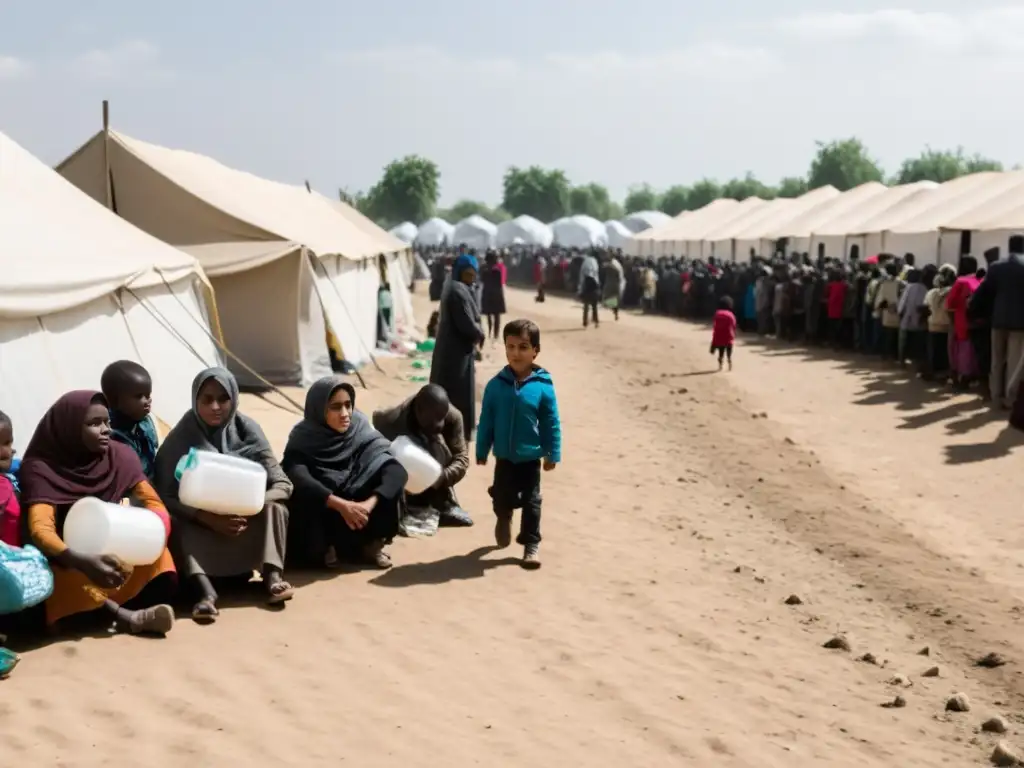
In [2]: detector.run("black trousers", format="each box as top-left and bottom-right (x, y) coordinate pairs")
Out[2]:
(489, 459), (542, 545)
(583, 300), (599, 327)
(710, 344), (733, 363)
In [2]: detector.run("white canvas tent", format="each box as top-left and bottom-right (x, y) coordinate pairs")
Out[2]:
(0, 130), (221, 451)
(675, 198), (771, 259)
(871, 171), (1024, 265)
(416, 217), (454, 247)
(451, 215), (497, 250)
(712, 186), (842, 261)
(604, 220), (633, 249)
(389, 221), (418, 243)
(628, 199), (740, 257)
(766, 182), (889, 253)
(807, 182), (937, 261)
(938, 177), (1024, 260)
(622, 210), (671, 233)
(495, 215), (553, 248)
(58, 129), (386, 387)
(551, 215), (608, 248)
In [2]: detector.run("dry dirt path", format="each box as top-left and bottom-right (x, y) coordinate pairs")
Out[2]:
(3, 287), (1023, 767)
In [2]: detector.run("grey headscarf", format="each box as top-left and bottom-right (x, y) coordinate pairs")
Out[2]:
(154, 367), (278, 513)
(282, 376), (395, 496)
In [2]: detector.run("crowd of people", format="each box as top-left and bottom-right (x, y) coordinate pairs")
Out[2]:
(0, 274), (563, 666)
(418, 239), (1024, 430)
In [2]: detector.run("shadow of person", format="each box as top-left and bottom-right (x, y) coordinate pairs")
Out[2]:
(944, 424), (1024, 465)
(369, 545), (520, 588)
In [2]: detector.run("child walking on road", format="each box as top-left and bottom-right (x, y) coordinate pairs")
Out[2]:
(711, 296), (737, 371)
(476, 319), (562, 569)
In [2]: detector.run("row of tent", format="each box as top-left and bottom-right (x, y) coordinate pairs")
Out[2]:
(387, 211), (674, 251)
(627, 172), (1024, 264)
(1, 126), (418, 452)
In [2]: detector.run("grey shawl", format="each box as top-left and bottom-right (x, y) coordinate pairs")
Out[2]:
(282, 376), (395, 498)
(154, 366), (292, 519)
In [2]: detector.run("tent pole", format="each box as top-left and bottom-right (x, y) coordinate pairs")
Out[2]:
(304, 180), (311, 193)
(101, 100), (113, 211)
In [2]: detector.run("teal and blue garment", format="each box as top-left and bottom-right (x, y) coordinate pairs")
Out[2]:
(110, 412), (159, 479)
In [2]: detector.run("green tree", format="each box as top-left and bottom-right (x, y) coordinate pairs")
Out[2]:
(687, 178), (723, 210)
(775, 176), (809, 198)
(363, 155), (440, 226)
(569, 182), (616, 220)
(807, 138), (884, 191)
(895, 147), (1003, 184)
(623, 183), (661, 214)
(722, 172), (776, 201)
(338, 187), (373, 215)
(441, 199), (510, 223)
(502, 166), (571, 222)
(659, 185), (691, 216)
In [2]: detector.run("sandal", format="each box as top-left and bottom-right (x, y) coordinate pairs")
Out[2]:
(267, 580), (295, 605)
(191, 598), (219, 624)
(129, 604), (176, 636)
(362, 542), (393, 570)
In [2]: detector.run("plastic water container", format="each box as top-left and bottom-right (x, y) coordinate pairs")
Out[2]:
(63, 497), (166, 566)
(392, 435), (442, 495)
(178, 450), (267, 516)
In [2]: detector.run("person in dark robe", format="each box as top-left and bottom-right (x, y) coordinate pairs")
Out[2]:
(480, 250), (507, 341)
(283, 377), (407, 569)
(430, 253), (485, 441)
(428, 255), (448, 302)
(373, 384), (472, 535)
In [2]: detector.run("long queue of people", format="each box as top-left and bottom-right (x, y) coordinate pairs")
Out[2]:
(418, 241), (1024, 430)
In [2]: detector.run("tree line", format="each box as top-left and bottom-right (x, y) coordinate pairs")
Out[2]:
(342, 139), (1008, 231)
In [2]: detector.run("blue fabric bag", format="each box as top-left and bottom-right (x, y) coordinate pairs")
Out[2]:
(0, 541), (54, 615)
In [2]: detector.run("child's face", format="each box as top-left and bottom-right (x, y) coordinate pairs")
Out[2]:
(504, 331), (538, 377)
(0, 422), (13, 474)
(116, 377), (153, 422)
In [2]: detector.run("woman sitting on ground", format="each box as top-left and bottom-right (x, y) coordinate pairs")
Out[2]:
(283, 377), (407, 570)
(20, 391), (176, 635)
(154, 367), (293, 623)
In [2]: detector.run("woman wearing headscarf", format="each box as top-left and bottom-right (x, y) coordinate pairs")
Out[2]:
(430, 252), (485, 441)
(154, 367), (293, 622)
(20, 391), (176, 634)
(480, 250), (507, 341)
(602, 250), (625, 321)
(283, 377), (407, 569)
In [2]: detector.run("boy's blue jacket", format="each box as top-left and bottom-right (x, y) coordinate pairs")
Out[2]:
(476, 366), (561, 464)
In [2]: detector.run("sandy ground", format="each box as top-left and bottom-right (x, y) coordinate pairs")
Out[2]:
(4, 286), (1024, 767)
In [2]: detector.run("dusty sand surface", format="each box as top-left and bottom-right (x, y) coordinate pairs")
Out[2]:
(4, 286), (1024, 767)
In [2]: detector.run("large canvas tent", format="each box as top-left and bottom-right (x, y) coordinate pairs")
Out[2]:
(0, 130), (221, 451)
(807, 182), (937, 261)
(938, 177), (1024, 260)
(495, 215), (553, 248)
(857, 171), (1024, 265)
(551, 215), (608, 248)
(765, 182), (889, 252)
(57, 129), (388, 387)
(628, 199), (740, 257)
(622, 210), (671, 234)
(673, 198), (771, 259)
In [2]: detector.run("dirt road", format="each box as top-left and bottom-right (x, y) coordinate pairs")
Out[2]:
(4, 286), (1023, 767)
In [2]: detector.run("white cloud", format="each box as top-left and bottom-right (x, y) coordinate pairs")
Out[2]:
(0, 55), (30, 81)
(775, 8), (1024, 56)
(70, 40), (173, 82)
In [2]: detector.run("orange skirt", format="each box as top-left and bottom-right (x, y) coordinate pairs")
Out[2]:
(45, 548), (176, 626)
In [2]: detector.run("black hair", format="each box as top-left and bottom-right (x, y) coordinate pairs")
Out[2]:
(503, 318), (541, 348)
(100, 360), (152, 403)
(1009, 236), (1024, 255)
(958, 255), (978, 277)
(718, 295), (734, 310)
(0, 410), (10, 430)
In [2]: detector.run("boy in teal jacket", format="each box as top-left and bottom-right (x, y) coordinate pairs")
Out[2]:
(476, 318), (561, 569)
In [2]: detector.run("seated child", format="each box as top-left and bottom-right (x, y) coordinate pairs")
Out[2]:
(101, 361), (159, 480)
(0, 411), (21, 546)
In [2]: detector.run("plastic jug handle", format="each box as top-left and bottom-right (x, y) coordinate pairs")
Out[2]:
(174, 448), (198, 482)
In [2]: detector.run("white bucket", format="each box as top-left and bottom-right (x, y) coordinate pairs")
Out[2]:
(392, 435), (442, 495)
(63, 497), (166, 566)
(179, 450), (267, 516)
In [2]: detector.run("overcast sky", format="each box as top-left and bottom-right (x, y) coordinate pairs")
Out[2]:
(1, 1), (1021, 205)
